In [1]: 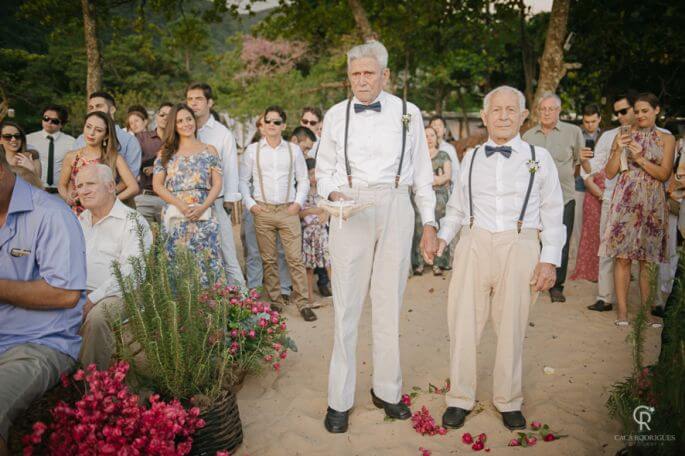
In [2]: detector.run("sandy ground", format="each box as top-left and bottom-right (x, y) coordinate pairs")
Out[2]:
(231, 235), (662, 456)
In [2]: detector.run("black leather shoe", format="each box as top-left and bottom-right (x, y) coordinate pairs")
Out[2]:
(370, 389), (411, 420)
(549, 288), (566, 302)
(300, 307), (318, 322)
(318, 283), (332, 297)
(587, 300), (613, 312)
(501, 410), (526, 430)
(651, 306), (666, 318)
(324, 407), (350, 433)
(442, 407), (470, 429)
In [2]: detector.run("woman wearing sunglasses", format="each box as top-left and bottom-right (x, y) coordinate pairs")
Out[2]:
(0, 121), (41, 178)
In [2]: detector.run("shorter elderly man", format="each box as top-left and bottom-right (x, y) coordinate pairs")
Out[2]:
(77, 164), (152, 370)
(0, 149), (86, 456)
(438, 86), (564, 430)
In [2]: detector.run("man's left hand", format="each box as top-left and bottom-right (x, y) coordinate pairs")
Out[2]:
(580, 147), (594, 161)
(420, 225), (438, 265)
(530, 262), (556, 291)
(287, 203), (301, 215)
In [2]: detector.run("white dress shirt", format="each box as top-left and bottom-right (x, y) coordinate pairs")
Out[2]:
(197, 116), (241, 202)
(26, 130), (75, 188)
(439, 139), (460, 190)
(79, 199), (152, 304)
(438, 135), (566, 266)
(239, 138), (309, 210)
(316, 90), (436, 224)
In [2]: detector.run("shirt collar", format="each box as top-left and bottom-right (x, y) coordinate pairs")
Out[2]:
(7, 177), (34, 215)
(533, 122), (560, 134)
(484, 134), (525, 153)
(199, 115), (216, 132)
(352, 90), (386, 107)
(43, 130), (62, 140)
(81, 199), (128, 227)
(259, 137), (285, 150)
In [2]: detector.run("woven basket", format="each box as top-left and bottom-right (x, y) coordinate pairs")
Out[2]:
(190, 390), (243, 455)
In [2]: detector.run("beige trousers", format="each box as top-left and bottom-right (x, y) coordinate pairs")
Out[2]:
(445, 226), (539, 412)
(253, 203), (310, 309)
(79, 296), (125, 371)
(327, 185), (414, 412)
(0, 343), (74, 440)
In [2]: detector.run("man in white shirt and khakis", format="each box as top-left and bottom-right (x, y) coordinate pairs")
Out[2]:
(316, 41), (438, 433)
(437, 86), (565, 431)
(76, 164), (152, 370)
(240, 106), (316, 322)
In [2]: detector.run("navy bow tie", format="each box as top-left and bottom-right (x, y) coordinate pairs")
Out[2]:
(484, 145), (512, 158)
(354, 101), (382, 113)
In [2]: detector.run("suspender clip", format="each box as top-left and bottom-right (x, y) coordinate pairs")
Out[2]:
(516, 220), (523, 234)
(469, 216), (474, 229)
(347, 175), (353, 188)
(394, 175), (400, 188)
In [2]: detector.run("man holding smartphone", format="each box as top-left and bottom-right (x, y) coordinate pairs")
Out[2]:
(571, 104), (603, 260)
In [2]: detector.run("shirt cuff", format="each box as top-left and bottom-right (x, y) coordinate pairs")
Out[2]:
(437, 225), (458, 245)
(88, 288), (106, 305)
(540, 245), (562, 267)
(223, 192), (242, 202)
(244, 197), (257, 210)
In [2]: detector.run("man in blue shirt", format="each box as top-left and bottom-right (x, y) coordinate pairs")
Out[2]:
(72, 91), (142, 178)
(0, 148), (87, 455)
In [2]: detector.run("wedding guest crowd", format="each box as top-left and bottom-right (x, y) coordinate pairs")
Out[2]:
(1, 43), (683, 449)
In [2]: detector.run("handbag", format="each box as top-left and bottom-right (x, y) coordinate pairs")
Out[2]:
(163, 204), (211, 226)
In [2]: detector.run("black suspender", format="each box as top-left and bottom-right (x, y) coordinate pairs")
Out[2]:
(395, 98), (408, 188)
(468, 144), (537, 233)
(517, 145), (537, 233)
(342, 97), (409, 188)
(343, 98), (353, 187)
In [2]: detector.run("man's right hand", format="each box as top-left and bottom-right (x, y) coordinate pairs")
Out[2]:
(580, 147), (594, 161)
(250, 205), (264, 215)
(328, 191), (352, 202)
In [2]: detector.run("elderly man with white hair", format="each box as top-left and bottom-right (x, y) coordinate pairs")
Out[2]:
(522, 93), (587, 303)
(76, 164), (152, 370)
(437, 86), (565, 430)
(316, 41), (438, 433)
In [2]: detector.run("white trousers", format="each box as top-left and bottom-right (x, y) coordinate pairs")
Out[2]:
(327, 185), (414, 412)
(214, 198), (246, 287)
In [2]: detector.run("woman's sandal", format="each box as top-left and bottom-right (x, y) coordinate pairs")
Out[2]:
(614, 320), (629, 327)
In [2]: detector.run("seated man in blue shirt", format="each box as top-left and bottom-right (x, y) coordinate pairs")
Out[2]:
(0, 147), (87, 456)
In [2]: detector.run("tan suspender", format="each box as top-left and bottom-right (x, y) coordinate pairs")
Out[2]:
(255, 141), (294, 204)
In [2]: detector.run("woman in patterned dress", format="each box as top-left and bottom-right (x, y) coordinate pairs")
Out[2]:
(412, 126), (452, 275)
(599, 93), (676, 326)
(301, 158), (331, 303)
(152, 103), (225, 284)
(58, 111), (139, 215)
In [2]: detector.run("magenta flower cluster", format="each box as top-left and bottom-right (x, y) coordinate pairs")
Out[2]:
(22, 362), (205, 455)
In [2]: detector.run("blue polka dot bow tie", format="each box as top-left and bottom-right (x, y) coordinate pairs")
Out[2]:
(484, 145), (512, 158)
(354, 101), (382, 113)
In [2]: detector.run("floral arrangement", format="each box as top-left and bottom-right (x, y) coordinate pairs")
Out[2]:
(526, 158), (540, 174)
(112, 228), (296, 403)
(22, 362), (205, 455)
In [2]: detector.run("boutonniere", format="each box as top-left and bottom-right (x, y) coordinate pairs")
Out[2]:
(401, 113), (412, 128)
(526, 159), (540, 174)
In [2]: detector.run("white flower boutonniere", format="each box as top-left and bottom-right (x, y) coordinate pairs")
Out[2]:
(526, 159), (540, 174)
(401, 113), (412, 128)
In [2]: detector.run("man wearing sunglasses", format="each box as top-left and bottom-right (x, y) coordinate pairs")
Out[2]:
(300, 107), (323, 159)
(239, 106), (317, 322)
(26, 105), (75, 193)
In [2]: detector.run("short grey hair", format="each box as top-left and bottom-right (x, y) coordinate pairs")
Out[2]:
(79, 163), (115, 186)
(482, 86), (526, 112)
(537, 92), (561, 108)
(347, 41), (388, 69)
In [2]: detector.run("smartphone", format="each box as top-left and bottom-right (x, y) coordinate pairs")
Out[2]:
(585, 138), (595, 158)
(619, 125), (631, 172)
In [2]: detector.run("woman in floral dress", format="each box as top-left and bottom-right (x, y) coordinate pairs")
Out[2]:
(301, 158), (331, 303)
(599, 93), (675, 326)
(153, 103), (225, 284)
(412, 126), (452, 275)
